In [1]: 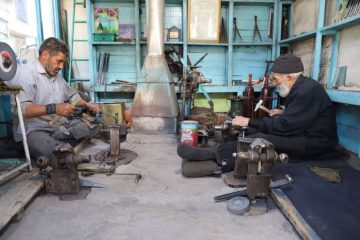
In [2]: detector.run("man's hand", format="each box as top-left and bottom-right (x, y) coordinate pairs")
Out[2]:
(232, 116), (250, 127)
(86, 102), (101, 113)
(269, 109), (284, 117)
(56, 103), (75, 117)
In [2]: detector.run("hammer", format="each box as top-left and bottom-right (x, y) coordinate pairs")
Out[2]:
(254, 99), (271, 114)
(48, 91), (91, 126)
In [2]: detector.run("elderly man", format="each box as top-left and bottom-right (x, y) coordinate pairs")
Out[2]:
(9, 37), (101, 159)
(178, 54), (338, 176)
(232, 54), (338, 156)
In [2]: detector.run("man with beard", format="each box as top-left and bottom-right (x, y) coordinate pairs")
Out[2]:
(231, 54), (338, 157)
(9, 37), (101, 159)
(178, 54), (338, 176)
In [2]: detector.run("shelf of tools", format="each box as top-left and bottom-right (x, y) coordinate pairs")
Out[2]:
(85, 0), (280, 110)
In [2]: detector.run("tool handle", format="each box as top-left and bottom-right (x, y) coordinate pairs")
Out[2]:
(259, 105), (271, 114)
(48, 99), (83, 126)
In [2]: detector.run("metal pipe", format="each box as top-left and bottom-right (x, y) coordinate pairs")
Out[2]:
(15, 94), (32, 171)
(35, 0), (44, 47)
(147, 0), (164, 56)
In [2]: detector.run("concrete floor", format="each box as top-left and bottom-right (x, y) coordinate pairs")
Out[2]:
(1, 137), (299, 240)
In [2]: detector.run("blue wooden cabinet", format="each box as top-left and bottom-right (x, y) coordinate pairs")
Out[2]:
(85, 0), (279, 103)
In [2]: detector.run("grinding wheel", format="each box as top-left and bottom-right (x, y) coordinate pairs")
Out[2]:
(227, 196), (250, 215)
(0, 42), (17, 81)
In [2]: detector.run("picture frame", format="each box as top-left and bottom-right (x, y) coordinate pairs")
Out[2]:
(187, 0), (221, 43)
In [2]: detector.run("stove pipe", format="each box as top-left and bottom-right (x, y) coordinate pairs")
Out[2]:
(131, 0), (179, 134)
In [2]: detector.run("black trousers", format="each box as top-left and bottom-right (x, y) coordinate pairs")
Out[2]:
(178, 130), (331, 165)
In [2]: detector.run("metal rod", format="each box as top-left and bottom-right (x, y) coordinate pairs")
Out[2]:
(15, 94), (32, 171)
(0, 162), (29, 184)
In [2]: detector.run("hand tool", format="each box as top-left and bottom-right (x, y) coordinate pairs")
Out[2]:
(220, 17), (228, 43)
(254, 99), (271, 114)
(253, 15), (262, 42)
(96, 52), (102, 85)
(233, 17), (243, 41)
(80, 166), (142, 184)
(214, 174), (293, 202)
(48, 93), (83, 126)
(48, 90), (91, 126)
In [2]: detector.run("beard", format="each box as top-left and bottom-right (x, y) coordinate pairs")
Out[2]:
(45, 62), (59, 77)
(277, 82), (290, 97)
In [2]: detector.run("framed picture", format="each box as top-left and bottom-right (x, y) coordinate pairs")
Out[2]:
(94, 8), (119, 34)
(117, 24), (135, 41)
(187, 0), (221, 42)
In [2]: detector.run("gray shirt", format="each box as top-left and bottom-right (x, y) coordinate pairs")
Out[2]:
(8, 60), (77, 138)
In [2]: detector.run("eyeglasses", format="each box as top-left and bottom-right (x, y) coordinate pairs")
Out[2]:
(270, 74), (285, 87)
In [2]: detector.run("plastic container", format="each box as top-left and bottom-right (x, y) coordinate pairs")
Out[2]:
(93, 33), (115, 42)
(180, 120), (198, 147)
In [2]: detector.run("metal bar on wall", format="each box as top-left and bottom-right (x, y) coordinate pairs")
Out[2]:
(35, 0), (44, 47)
(312, 0), (326, 80)
(52, 0), (61, 38)
(228, 0), (234, 86)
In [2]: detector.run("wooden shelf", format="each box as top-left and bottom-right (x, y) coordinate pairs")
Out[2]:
(94, 84), (136, 92)
(326, 89), (360, 106)
(140, 41), (184, 45)
(91, 41), (136, 45)
(91, 0), (134, 3)
(233, 42), (273, 46)
(233, 0), (275, 5)
(187, 42), (229, 46)
(278, 30), (316, 44)
(93, 84), (263, 94)
(321, 14), (360, 35)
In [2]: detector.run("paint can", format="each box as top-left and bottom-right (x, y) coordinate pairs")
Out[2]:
(180, 120), (198, 147)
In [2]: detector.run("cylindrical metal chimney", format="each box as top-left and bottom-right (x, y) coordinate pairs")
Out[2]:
(147, 0), (164, 56)
(131, 0), (179, 134)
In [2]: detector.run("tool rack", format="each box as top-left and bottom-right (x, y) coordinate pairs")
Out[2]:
(83, 0), (280, 104)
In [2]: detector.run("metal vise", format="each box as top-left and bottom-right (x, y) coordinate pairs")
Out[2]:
(37, 143), (90, 194)
(231, 138), (288, 200)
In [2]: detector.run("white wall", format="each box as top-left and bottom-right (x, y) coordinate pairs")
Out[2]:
(338, 25), (360, 87)
(292, 0), (360, 87)
(293, 0), (318, 35)
(0, 0), (38, 63)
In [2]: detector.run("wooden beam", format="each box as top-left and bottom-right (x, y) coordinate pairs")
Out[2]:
(271, 188), (321, 240)
(0, 170), (44, 230)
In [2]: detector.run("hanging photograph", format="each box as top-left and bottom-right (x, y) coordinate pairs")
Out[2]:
(188, 0), (221, 42)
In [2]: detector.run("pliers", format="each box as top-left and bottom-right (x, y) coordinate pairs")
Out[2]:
(253, 15), (262, 42)
(233, 17), (243, 41)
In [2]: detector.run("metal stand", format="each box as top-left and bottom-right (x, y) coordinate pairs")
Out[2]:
(0, 90), (32, 184)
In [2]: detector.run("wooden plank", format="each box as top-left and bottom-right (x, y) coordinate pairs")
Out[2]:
(0, 169), (44, 230)
(271, 188), (321, 240)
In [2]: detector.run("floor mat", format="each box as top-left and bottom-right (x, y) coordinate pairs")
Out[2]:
(272, 159), (360, 240)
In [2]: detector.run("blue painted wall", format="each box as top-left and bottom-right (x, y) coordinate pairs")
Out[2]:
(335, 103), (360, 157)
(0, 95), (12, 139)
(233, 4), (273, 43)
(232, 46), (270, 80)
(97, 45), (137, 83)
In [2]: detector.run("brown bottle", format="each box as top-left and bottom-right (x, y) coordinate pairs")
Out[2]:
(259, 74), (273, 119)
(243, 74), (255, 118)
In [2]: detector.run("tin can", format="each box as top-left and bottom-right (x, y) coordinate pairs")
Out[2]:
(180, 120), (198, 147)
